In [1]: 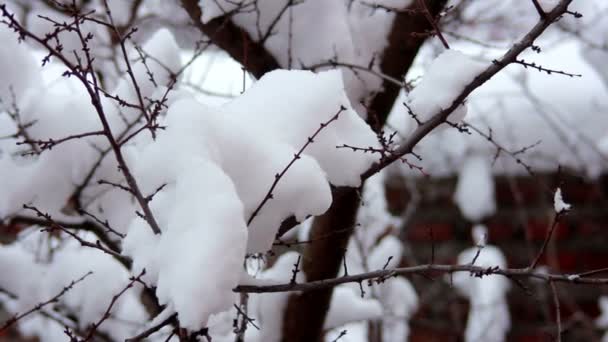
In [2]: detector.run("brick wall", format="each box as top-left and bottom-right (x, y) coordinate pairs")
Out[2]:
(386, 172), (608, 341)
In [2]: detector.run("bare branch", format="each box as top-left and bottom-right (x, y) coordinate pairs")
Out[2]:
(82, 269), (146, 341)
(0, 271), (92, 333)
(247, 106), (345, 225)
(235, 263), (608, 294)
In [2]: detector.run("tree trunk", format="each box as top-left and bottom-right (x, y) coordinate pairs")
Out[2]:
(282, 189), (360, 342)
(281, 1), (447, 341)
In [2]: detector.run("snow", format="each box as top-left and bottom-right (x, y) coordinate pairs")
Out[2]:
(404, 50), (486, 132)
(538, 0), (559, 12)
(198, 0), (409, 113)
(324, 286), (383, 329)
(247, 252), (303, 342)
(0, 243), (45, 310)
(0, 233), (148, 341)
(332, 172), (418, 342)
(378, 277), (418, 342)
(0, 28), (41, 109)
(219, 69), (378, 252)
(2, 0), (608, 340)
(154, 161), (248, 330)
(0, 18), (381, 333)
(567, 274), (580, 281)
(472, 224), (488, 247)
(260, 172), (418, 342)
(389, 39), (608, 178)
(597, 296), (608, 336)
(25, 7), (112, 65)
(597, 296), (608, 342)
(553, 188), (571, 213)
(350, 172), (403, 268)
(120, 68), (378, 330)
(325, 322), (367, 342)
(454, 154), (497, 222)
(0, 27), (184, 224)
(452, 226), (510, 342)
(111, 28), (183, 131)
(368, 235), (403, 270)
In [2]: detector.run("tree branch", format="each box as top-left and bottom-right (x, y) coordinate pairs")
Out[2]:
(180, 0), (280, 79)
(235, 263), (608, 293)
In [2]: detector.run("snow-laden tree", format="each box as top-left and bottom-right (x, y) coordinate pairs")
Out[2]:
(0, 0), (607, 341)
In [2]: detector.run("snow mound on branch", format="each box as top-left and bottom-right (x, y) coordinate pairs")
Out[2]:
(0, 27), (41, 108)
(405, 50), (486, 131)
(454, 154), (497, 222)
(553, 188), (571, 213)
(224, 70), (378, 188)
(245, 252), (383, 341)
(0, 244), (45, 310)
(198, 0), (407, 112)
(596, 296), (608, 341)
(247, 252), (303, 342)
(452, 226), (510, 342)
(0, 237), (148, 341)
(112, 28), (183, 128)
(0, 27), (182, 224)
(324, 286), (383, 329)
(123, 69), (378, 330)
(390, 39), (608, 178)
(25, 8), (112, 66)
(337, 173), (418, 341)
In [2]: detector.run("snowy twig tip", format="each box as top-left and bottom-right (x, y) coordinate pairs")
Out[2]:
(553, 188), (571, 213)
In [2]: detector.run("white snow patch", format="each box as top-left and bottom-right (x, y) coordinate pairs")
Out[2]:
(404, 50), (486, 132)
(324, 286), (383, 329)
(553, 188), (571, 213)
(454, 154), (497, 222)
(452, 241), (510, 342)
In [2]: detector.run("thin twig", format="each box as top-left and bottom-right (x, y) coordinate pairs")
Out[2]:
(247, 106), (345, 225)
(529, 212), (563, 270)
(82, 269), (146, 341)
(125, 314), (178, 341)
(0, 272), (93, 333)
(234, 262), (608, 293)
(550, 281), (562, 342)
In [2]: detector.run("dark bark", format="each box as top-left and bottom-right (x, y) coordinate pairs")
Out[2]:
(180, 0), (280, 79)
(368, 0), (448, 129)
(282, 189), (361, 342)
(282, 2), (447, 341)
(179, 1), (446, 341)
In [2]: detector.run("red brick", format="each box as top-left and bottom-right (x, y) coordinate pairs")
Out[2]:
(530, 250), (578, 271)
(485, 220), (515, 241)
(580, 252), (608, 270)
(410, 328), (456, 342)
(384, 183), (410, 216)
(577, 220), (607, 236)
(554, 251), (579, 271)
(561, 182), (603, 203)
(526, 219), (569, 241)
(407, 222), (453, 242)
(512, 333), (552, 342)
